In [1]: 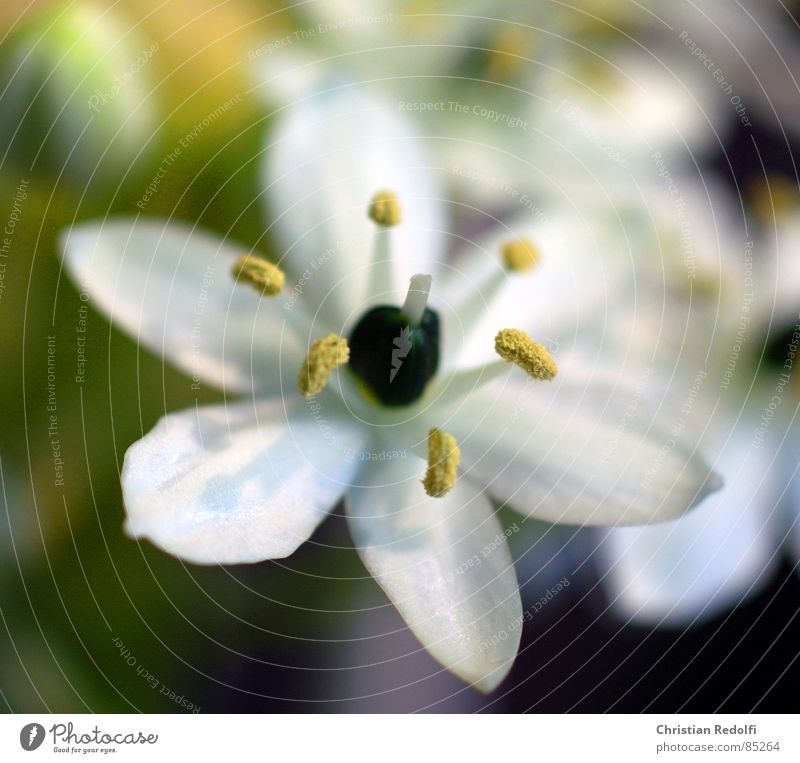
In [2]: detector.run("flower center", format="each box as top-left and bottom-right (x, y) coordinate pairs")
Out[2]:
(348, 274), (440, 407)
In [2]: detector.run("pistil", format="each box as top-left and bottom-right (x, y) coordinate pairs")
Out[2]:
(402, 273), (433, 327)
(348, 274), (440, 407)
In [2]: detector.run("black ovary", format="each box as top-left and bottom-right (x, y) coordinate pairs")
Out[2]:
(348, 305), (440, 406)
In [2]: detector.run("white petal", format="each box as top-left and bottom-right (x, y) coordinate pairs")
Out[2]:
(539, 45), (719, 162)
(123, 399), (366, 565)
(60, 218), (306, 394)
(596, 426), (778, 626)
(264, 85), (446, 331)
(346, 456), (522, 692)
(443, 363), (721, 526)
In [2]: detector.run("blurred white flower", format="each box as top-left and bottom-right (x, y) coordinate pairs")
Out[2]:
(596, 175), (800, 626)
(644, 0), (800, 137)
(0, 2), (160, 188)
(255, 0), (722, 205)
(59, 86), (719, 689)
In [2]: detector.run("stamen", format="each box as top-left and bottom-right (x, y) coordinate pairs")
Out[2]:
(501, 238), (539, 272)
(486, 27), (529, 80)
(445, 238), (540, 344)
(423, 428), (460, 498)
(748, 176), (797, 226)
(495, 328), (557, 380)
(367, 189), (401, 297)
(368, 190), (402, 227)
(402, 273), (433, 327)
(298, 334), (349, 397)
(232, 254), (285, 296)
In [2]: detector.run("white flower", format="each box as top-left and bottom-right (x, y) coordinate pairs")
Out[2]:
(59, 85), (718, 690)
(596, 174), (800, 626)
(257, 0), (723, 206)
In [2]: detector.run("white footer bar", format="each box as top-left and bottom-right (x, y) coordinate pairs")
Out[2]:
(1, 714), (796, 761)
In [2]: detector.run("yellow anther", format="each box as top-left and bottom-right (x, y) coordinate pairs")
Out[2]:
(368, 190), (402, 227)
(423, 428), (460, 498)
(748, 176), (798, 226)
(486, 26), (530, 80)
(495, 329), (557, 380)
(569, 0), (638, 37)
(232, 254), (285, 296)
(500, 238), (539, 272)
(298, 334), (349, 397)
(575, 58), (618, 101)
